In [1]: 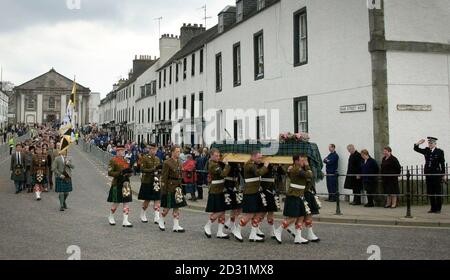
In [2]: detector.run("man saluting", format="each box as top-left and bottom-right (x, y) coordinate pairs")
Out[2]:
(414, 137), (446, 214)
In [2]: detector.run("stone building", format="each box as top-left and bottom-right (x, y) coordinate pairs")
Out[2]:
(12, 68), (91, 126)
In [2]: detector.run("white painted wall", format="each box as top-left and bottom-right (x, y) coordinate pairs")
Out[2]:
(387, 51), (450, 167)
(384, 0), (450, 44)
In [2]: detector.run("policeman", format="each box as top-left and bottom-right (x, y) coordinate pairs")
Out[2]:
(414, 137), (446, 214)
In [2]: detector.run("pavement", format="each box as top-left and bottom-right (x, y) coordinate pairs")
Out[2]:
(1, 144), (450, 260)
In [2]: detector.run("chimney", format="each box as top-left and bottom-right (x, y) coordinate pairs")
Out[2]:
(238, 0), (258, 20)
(132, 55), (156, 78)
(159, 33), (181, 65)
(218, 6), (237, 33)
(180, 23), (206, 48)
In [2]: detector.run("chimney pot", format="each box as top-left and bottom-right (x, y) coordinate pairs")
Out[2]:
(194, 24), (198, 27)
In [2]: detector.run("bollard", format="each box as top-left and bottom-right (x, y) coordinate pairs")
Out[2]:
(335, 173), (343, 215)
(405, 168), (413, 218)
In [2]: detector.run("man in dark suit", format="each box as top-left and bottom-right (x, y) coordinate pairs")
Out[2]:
(344, 144), (363, 205)
(323, 144), (339, 202)
(10, 144), (26, 194)
(414, 137), (446, 214)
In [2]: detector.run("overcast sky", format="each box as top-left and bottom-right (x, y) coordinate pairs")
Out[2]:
(0, 0), (235, 97)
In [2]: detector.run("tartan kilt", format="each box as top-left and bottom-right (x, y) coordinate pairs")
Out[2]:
(107, 183), (133, 204)
(224, 186), (243, 210)
(304, 191), (320, 215)
(283, 196), (308, 218)
(205, 193), (226, 213)
(138, 182), (161, 201)
(261, 188), (279, 212)
(161, 192), (187, 209)
(55, 177), (73, 193)
(242, 193), (264, 214)
(32, 175), (48, 185)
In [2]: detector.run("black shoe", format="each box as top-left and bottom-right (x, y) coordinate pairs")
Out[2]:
(217, 235), (230, 240)
(249, 239), (265, 243)
(173, 229), (186, 233)
(364, 204), (375, 208)
(60, 207), (65, 211)
(234, 235), (244, 243)
(37, 198), (41, 201)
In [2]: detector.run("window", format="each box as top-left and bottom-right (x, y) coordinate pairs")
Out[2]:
(237, 0), (243, 22)
(148, 108), (150, 123)
(163, 69), (167, 87)
(175, 98), (179, 119)
(132, 106), (134, 121)
(182, 96), (187, 118)
(234, 120), (244, 141)
(48, 97), (55, 109)
(257, 116), (266, 140)
(142, 109), (144, 124)
(169, 66), (172, 85)
(169, 100), (172, 120)
(163, 102), (166, 121)
(216, 53), (222, 92)
(191, 54), (196, 76)
(151, 107), (154, 123)
(254, 31), (264, 79)
(294, 97), (308, 133)
(257, 0), (265, 11)
(138, 110), (141, 124)
(158, 103), (161, 121)
(191, 94), (195, 119)
(159, 72), (162, 89)
(140, 86), (145, 98)
(133, 85), (135, 97)
(233, 43), (242, 86)
(294, 8), (308, 66)
(152, 81), (156, 95)
(200, 49), (204, 73)
(27, 98), (36, 110)
(176, 64), (179, 82)
(183, 58), (187, 80)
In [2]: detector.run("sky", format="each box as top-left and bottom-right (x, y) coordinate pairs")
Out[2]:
(0, 0), (235, 97)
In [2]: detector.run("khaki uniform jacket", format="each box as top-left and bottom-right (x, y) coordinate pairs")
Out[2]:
(108, 157), (128, 187)
(161, 158), (182, 194)
(243, 160), (268, 195)
(287, 165), (313, 197)
(32, 154), (48, 176)
(141, 155), (161, 184)
(208, 160), (231, 194)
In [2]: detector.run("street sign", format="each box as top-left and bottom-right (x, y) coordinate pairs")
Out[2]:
(340, 104), (367, 113)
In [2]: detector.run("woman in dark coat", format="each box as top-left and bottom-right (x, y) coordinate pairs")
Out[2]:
(380, 147), (401, 208)
(344, 145), (363, 205)
(360, 150), (379, 207)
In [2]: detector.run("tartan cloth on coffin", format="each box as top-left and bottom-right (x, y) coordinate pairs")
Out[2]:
(211, 141), (324, 182)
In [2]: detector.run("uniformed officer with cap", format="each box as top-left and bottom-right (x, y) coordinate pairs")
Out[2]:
(414, 137), (446, 213)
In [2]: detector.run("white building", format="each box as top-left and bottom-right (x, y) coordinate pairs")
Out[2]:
(88, 92), (101, 125)
(0, 83), (8, 130)
(100, 0), (450, 194)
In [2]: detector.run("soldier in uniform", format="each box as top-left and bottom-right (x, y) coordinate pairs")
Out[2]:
(138, 144), (163, 224)
(24, 146), (35, 193)
(224, 163), (243, 233)
(259, 164), (281, 239)
(107, 148), (134, 227)
(203, 148), (231, 239)
(301, 156), (321, 242)
(10, 144), (26, 194)
(273, 155), (312, 245)
(159, 146), (187, 233)
(232, 151), (269, 243)
(414, 137), (446, 214)
(31, 146), (48, 201)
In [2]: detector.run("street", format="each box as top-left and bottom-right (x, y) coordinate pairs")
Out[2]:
(0, 145), (449, 260)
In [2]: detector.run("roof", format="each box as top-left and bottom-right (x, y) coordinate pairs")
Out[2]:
(14, 68), (90, 91)
(158, 25), (218, 71)
(116, 59), (158, 92)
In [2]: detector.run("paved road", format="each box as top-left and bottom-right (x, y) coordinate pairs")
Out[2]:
(0, 146), (449, 260)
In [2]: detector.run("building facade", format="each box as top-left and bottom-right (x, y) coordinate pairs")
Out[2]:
(0, 83), (8, 130)
(12, 69), (92, 126)
(99, 0), (450, 194)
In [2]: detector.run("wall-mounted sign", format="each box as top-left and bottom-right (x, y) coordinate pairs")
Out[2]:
(340, 104), (367, 113)
(397, 104), (432, 112)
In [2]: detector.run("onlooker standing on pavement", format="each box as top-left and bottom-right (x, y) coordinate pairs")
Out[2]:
(381, 147), (401, 208)
(360, 150), (379, 208)
(344, 144), (363, 205)
(195, 147), (209, 200)
(323, 144), (339, 202)
(414, 137), (446, 214)
(183, 154), (197, 201)
(8, 135), (15, 155)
